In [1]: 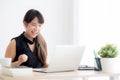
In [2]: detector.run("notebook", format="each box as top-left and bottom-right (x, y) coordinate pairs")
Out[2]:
(33, 45), (85, 73)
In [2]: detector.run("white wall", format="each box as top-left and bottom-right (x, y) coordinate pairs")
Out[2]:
(0, 0), (74, 59)
(75, 0), (120, 66)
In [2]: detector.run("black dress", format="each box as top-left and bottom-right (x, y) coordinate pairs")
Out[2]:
(13, 32), (42, 68)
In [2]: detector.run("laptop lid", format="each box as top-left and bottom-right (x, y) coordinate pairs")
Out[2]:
(34, 45), (85, 72)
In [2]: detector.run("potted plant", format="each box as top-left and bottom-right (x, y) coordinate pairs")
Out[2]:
(98, 44), (119, 73)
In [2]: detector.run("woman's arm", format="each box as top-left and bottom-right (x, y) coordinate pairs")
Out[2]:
(5, 39), (27, 66)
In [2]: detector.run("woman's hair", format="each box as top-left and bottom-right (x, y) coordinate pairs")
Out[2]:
(23, 9), (47, 67)
(23, 9), (44, 24)
(36, 34), (47, 67)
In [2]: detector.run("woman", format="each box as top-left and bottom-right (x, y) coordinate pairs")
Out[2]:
(5, 9), (48, 68)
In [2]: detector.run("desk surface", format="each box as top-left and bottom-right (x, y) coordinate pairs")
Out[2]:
(1, 70), (120, 80)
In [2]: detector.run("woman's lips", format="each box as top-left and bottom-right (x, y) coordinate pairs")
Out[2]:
(31, 31), (38, 36)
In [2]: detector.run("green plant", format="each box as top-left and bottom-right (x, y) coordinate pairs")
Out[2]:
(98, 44), (118, 58)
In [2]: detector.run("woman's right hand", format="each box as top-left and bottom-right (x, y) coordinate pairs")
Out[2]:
(18, 54), (28, 63)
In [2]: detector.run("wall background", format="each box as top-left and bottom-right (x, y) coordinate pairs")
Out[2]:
(77, 0), (120, 66)
(0, 0), (74, 62)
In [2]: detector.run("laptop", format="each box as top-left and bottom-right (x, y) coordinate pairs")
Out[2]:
(33, 45), (85, 73)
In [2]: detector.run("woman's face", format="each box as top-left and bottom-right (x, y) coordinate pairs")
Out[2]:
(24, 17), (41, 39)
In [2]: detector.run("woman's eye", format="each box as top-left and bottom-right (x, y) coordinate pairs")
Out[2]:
(32, 24), (36, 26)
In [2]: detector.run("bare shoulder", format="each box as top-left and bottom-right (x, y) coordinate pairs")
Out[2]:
(7, 39), (16, 48)
(5, 39), (16, 58)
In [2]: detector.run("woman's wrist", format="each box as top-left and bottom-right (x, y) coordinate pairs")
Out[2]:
(11, 60), (23, 67)
(17, 60), (23, 65)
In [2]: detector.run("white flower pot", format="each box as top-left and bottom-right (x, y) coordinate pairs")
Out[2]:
(101, 58), (120, 73)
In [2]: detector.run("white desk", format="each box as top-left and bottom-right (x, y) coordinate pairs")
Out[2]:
(0, 70), (120, 80)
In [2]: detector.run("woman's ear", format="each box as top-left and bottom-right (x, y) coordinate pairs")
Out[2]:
(23, 21), (28, 27)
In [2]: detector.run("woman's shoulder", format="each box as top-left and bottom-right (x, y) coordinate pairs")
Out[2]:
(10, 33), (25, 44)
(7, 39), (16, 50)
(12, 33), (23, 40)
(9, 34), (21, 46)
(9, 33), (24, 46)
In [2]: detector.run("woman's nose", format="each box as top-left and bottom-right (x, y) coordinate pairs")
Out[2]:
(34, 26), (40, 31)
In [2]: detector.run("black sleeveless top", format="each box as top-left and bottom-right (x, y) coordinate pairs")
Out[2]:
(13, 32), (42, 68)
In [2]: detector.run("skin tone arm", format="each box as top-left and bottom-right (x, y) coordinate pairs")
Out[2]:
(5, 39), (28, 66)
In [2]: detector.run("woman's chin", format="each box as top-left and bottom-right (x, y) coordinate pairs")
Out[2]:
(32, 35), (37, 38)
(30, 33), (38, 38)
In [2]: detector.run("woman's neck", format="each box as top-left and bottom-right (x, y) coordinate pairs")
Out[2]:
(24, 32), (33, 42)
